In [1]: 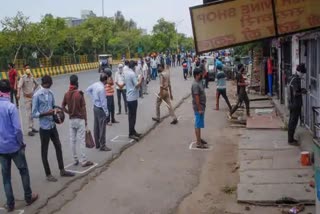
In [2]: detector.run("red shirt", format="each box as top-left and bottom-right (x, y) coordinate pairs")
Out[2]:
(8, 69), (17, 89)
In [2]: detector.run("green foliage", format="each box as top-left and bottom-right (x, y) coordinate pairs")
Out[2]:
(0, 11), (195, 66)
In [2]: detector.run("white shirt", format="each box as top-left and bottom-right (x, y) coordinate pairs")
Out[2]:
(151, 58), (157, 69)
(142, 64), (149, 78)
(115, 70), (126, 90)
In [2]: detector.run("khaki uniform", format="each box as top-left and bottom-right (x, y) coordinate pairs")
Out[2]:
(18, 75), (38, 131)
(156, 71), (177, 120)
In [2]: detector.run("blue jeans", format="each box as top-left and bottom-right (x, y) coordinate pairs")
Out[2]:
(0, 148), (32, 207)
(151, 68), (157, 80)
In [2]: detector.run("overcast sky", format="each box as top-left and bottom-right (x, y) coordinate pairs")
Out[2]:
(0, 0), (203, 36)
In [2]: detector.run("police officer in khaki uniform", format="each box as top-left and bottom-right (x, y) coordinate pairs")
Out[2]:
(152, 63), (178, 125)
(17, 69), (39, 136)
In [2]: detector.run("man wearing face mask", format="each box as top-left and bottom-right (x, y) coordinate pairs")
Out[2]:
(32, 75), (75, 182)
(115, 64), (127, 115)
(86, 73), (111, 152)
(17, 69), (39, 137)
(287, 64), (307, 146)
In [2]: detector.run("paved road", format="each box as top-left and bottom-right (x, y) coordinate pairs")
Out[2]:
(0, 67), (193, 214)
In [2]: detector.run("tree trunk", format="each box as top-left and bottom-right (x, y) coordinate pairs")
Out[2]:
(13, 44), (22, 64)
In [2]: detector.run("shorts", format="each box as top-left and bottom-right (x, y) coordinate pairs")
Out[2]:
(194, 112), (205, 129)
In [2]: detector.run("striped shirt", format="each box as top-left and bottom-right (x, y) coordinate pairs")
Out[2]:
(105, 83), (114, 96)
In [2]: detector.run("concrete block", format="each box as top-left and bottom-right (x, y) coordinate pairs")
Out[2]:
(240, 159), (273, 171)
(240, 169), (313, 184)
(239, 150), (274, 161)
(237, 183), (315, 203)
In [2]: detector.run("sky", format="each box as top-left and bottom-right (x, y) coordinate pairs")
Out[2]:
(0, 0), (203, 36)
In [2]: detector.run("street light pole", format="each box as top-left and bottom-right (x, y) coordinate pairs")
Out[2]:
(102, 0), (105, 17)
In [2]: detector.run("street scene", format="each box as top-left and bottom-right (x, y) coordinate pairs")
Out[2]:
(0, 0), (320, 214)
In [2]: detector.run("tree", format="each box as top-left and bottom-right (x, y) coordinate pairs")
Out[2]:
(0, 12), (29, 63)
(64, 26), (85, 62)
(29, 14), (66, 60)
(152, 18), (177, 52)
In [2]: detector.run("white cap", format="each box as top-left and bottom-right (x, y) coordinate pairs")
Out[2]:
(118, 64), (124, 68)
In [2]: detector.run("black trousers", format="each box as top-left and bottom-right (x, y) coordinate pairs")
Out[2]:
(183, 69), (188, 80)
(10, 89), (19, 107)
(39, 127), (64, 176)
(107, 95), (115, 122)
(288, 108), (301, 142)
(230, 91), (250, 116)
(127, 100), (138, 136)
(205, 75), (209, 88)
(116, 89), (127, 113)
(93, 106), (107, 149)
(216, 89), (232, 110)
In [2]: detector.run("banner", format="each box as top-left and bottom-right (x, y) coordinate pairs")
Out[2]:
(275, 0), (320, 35)
(190, 0), (320, 53)
(190, 0), (276, 53)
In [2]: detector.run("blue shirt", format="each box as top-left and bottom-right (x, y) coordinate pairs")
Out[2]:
(0, 97), (24, 154)
(32, 87), (56, 130)
(124, 69), (139, 102)
(86, 82), (109, 116)
(216, 70), (226, 90)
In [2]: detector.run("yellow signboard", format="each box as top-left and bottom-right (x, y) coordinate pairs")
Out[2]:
(275, 0), (320, 35)
(190, 0), (276, 53)
(190, 0), (320, 53)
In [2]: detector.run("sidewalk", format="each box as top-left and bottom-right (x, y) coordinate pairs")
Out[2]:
(235, 96), (315, 207)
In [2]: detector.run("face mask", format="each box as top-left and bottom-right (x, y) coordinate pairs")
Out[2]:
(25, 69), (31, 75)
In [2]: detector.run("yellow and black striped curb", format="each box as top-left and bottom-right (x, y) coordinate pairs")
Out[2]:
(0, 62), (99, 80)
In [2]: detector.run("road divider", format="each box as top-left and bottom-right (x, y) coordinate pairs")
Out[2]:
(0, 62), (99, 80)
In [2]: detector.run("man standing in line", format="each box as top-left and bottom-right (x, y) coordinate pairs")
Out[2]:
(0, 79), (38, 212)
(115, 64), (127, 115)
(32, 75), (75, 182)
(124, 60), (143, 141)
(151, 55), (158, 80)
(105, 69), (119, 125)
(215, 64), (232, 111)
(62, 75), (94, 167)
(86, 73), (111, 152)
(17, 68), (39, 137)
(177, 53), (181, 66)
(229, 64), (250, 118)
(191, 68), (208, 149)
(172, 54), (176, 67)
(152, 64), (178, 125)
(287, 64), (307, 146)
(142, 59), (149, 95)
(8, 63), (19, 108)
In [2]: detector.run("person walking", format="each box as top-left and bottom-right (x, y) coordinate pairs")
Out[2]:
(229, 64), (250, 118)
(172, 54), (176, 67)
(8, 63), (19, 108)
(151, 56), (158, 80)
(287, 64), (307, 146)
(166, 55), (172, 70)
(152, 64), (178, 125)
(32, 75), (75, 182)
(0, 79), (38, 212)
(17, 68), (39, 136)
(115, 64), (127, 115)
(182, 58), (188, 80)
(86, 73), (111, 152)
(215, 64), (232, 111)
(191, 68), (208, 149)
(124, 60), (143, 141)
(177, 53), (181, 66)
(105, 70), (119, 126)
(142, 59), (149, 95)
(62, 75), (94, 167)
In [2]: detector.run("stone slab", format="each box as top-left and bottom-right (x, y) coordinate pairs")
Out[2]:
(239, 150), (274, 161)
(272, 149), (313, 169)
(237, 183), (315, 203)
(240, 169), (313, 184)
(239, 139), (297, 150)
(240, 159), (273, 171)
(246, 114), (284, 129)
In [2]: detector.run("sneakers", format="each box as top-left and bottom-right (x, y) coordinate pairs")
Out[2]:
(288, 139), (299, 146)
(82, 161), (94, 167)
(60, 170), (75, 177)
(28, 131), (35, 137)
(129, 135), (140, 141)
(100, 146), (112, 152)
(152, 117), (160, 123)
(116, 112), (121, 115)
(26, 193), (39, 206)
(112, 120), (120, 124)
(46, 175), (58, 182)
(32, 129), (39, 133)
(74, 160), (80, 166)
(134, 132), (142, 138)
(170, 119), (178, 125)
(4, 204), (14, 212)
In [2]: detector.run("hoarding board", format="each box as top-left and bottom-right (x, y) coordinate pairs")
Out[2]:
(275, 0), (320, 35)
(190, 0), (276, 53)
